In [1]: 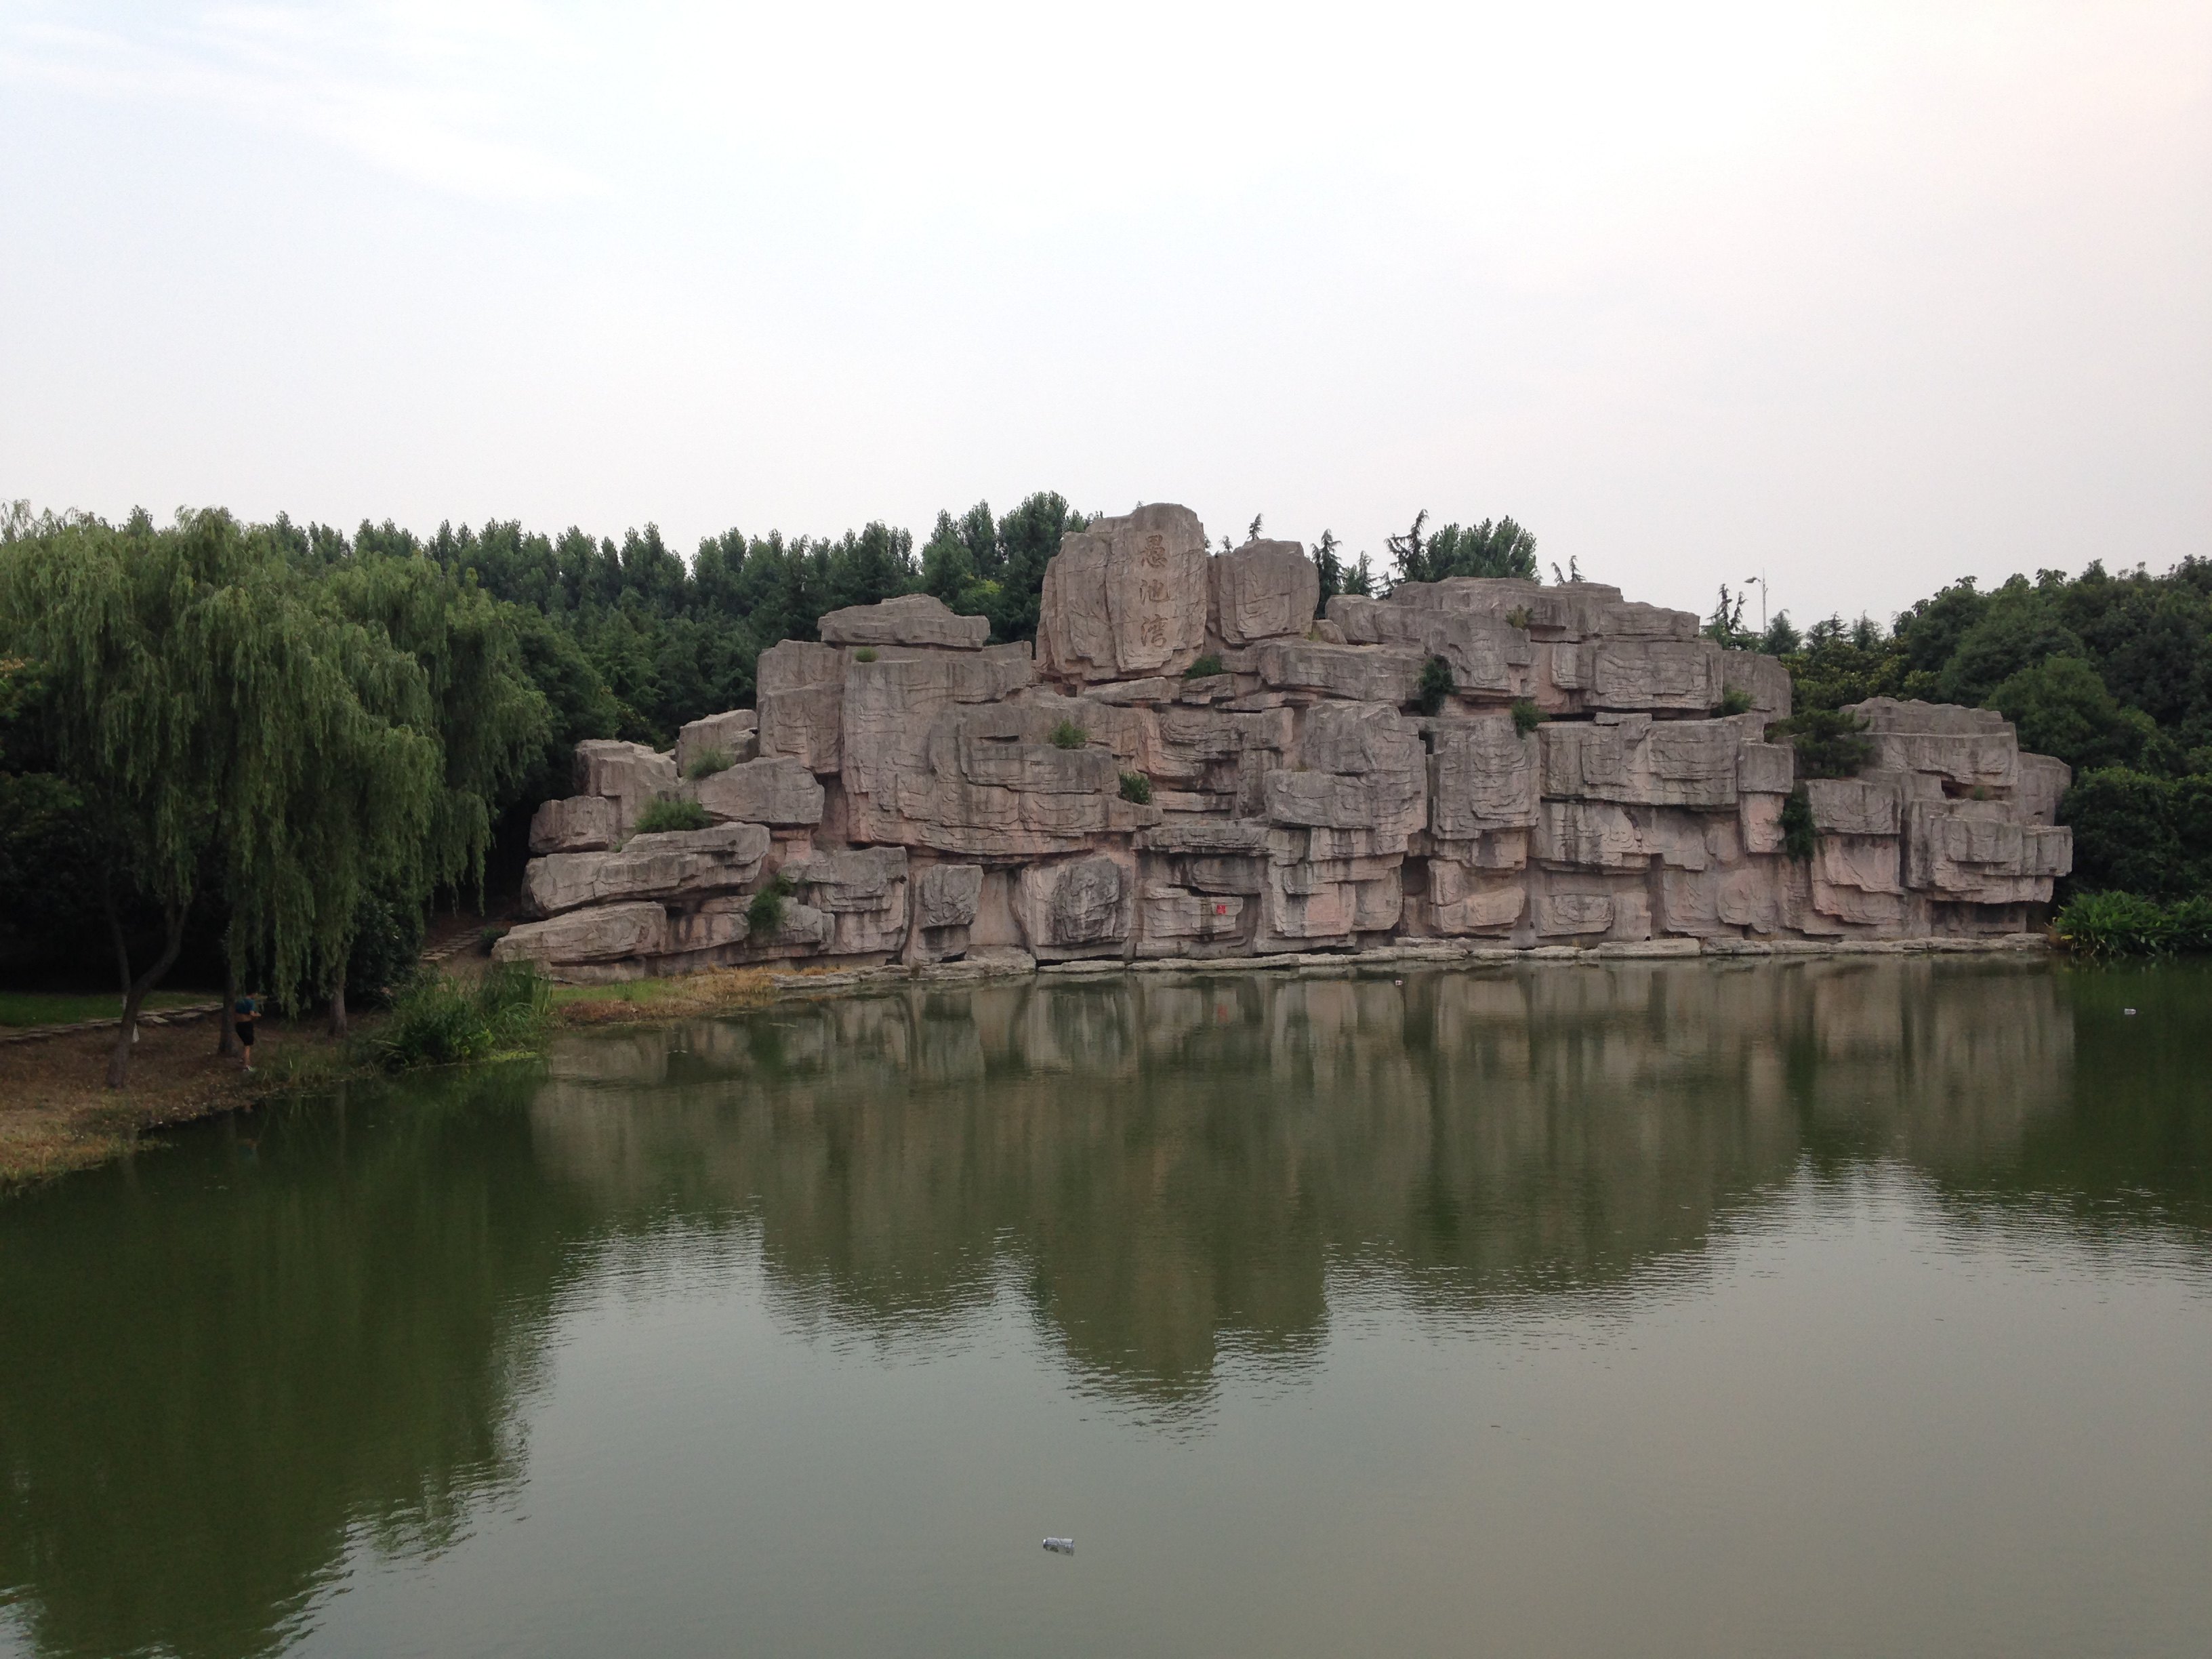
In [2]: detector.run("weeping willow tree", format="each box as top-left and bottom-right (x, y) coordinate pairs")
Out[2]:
(0, 508), (438, 1085)
(318, 553), (552, 893)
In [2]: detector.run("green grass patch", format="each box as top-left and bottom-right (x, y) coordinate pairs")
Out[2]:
(684, 747), (734, 780)
(0, 989), (211, 1028)
(1510, 697), (1544, 737)
(1717, 687), (1755, 717)
(1050, 718), (1088, 750)
(1183, 653), (1226, 679)
(1119, 771), (1152, 804)
(634, 796), (711, 834)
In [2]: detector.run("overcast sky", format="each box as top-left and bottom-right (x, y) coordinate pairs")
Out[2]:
(2, 1), (2206, 626)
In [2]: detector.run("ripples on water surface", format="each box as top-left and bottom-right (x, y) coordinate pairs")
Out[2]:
(3, 958), (2209, 1658)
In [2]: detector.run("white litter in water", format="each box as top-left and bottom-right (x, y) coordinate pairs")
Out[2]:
(1042, 1538), (1075, 1555)
(2125, 1008), (2137, 1015)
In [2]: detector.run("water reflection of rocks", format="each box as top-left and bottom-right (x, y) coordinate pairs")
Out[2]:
(529, 960), (2083, 1405)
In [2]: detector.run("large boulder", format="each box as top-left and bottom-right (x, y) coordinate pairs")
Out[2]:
(819, 593), (990, 649)
(911, 861), (984, 962)
(521, 822), (771, 917)
(1848, 698), (2020, 793)
(1579, 639), (1725, 712)
(1721, 651), (1792, 719)
(1430, 717), (1538, 838)
(1264, 702), (1426, 844)
(572, 739), (678, 834)
(756, 641), (847, 774)
(1038, 504), (1210, 682)
(1805, 778), (1899, 838)
(1015, 855), (1132, 956)
(1319, 598), (1532, 697)
(1254, 640), (1425, 705)
(1210, 540), (1319, 645)
(839, 644), (1036, 842)
(692, 756), (825, 826)
(781, 845), (910, 955)
(1538, 716), (1741, 809)
(674, 710), (758, 777)
(529, 795), (617, 855)
(495, 902), (669, 968)
(914, 863), (983, 930)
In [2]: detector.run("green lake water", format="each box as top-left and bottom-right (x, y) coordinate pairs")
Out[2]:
(3, 958), (2209, 1658)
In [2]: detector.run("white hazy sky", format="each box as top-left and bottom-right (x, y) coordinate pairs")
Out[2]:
(2, 1), (2207, 625)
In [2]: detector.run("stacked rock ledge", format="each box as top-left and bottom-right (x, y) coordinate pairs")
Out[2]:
(498, 504), (2072, 984)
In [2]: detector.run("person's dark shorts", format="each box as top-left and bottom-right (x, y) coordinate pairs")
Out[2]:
(237, 1020), (255, 1048)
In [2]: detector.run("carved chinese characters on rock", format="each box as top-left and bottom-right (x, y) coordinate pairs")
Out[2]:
(1140, 534), (1169, 569)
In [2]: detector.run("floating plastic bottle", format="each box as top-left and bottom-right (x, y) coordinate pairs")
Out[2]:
(1042, 1537), (1075, 1555)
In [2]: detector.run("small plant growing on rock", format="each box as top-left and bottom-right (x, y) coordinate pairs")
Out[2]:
(1119, 771), (1152, 805)
(635, 796), (710, 834)
(685, 747), (735, 780)
(1415, 655), (1456, 716)
(853, 647), (878, 663)
(1511, 698), (1544, 737)
(1183, 653), (1226, 679)
(1717, 687), (1755, 717)
(1050, 718), (1088, 750)
(747, 872), (796, 939)
(1504, 606), (1532, 630)
(1781, 784), (1816, 861)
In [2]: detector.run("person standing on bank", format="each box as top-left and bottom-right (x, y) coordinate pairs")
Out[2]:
(234, 991), (258, 1071)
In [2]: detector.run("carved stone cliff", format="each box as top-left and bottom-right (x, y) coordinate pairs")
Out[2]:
(496, 509), (2071, 981)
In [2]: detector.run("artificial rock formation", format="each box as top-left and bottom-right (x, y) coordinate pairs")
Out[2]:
(496, 509), (2073, 981)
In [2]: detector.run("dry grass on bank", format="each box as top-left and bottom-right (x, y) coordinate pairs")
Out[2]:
(0, 1017), (360, 1190)
(0, 963), (858, 1189)
(551, 966), (799, 1025)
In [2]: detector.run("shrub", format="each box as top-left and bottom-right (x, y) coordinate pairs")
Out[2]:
(477, 925), (506, 956)
(1183, 653), (1226, 679)
(1504, 606), (1532, 630)
(2053, 891), (2212, 959)
(1119, 772), (1152, 805)
(1050, 718), (1088, 750)
(684, 747), (734, 780)
(1769, 709), (1873, 779)
(2060, 768), (2212, 901)
(1510, 698), (1543, 737)
(634, 796), (710, 834)
(344, 884), (427, 1007)
(375, 964), (551, 1069)
(747, 873), (795, 939)
(1717, 687), (1755, 717)
(1414, 655), (1456, 716)
(1781, 785), (1816, 861)
(854, 647), (878, 663)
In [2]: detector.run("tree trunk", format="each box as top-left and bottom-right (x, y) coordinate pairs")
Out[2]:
(327, 970), (348, 1039)
(105, 893), (186, 1091)
(217, 949), (241, 1058)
